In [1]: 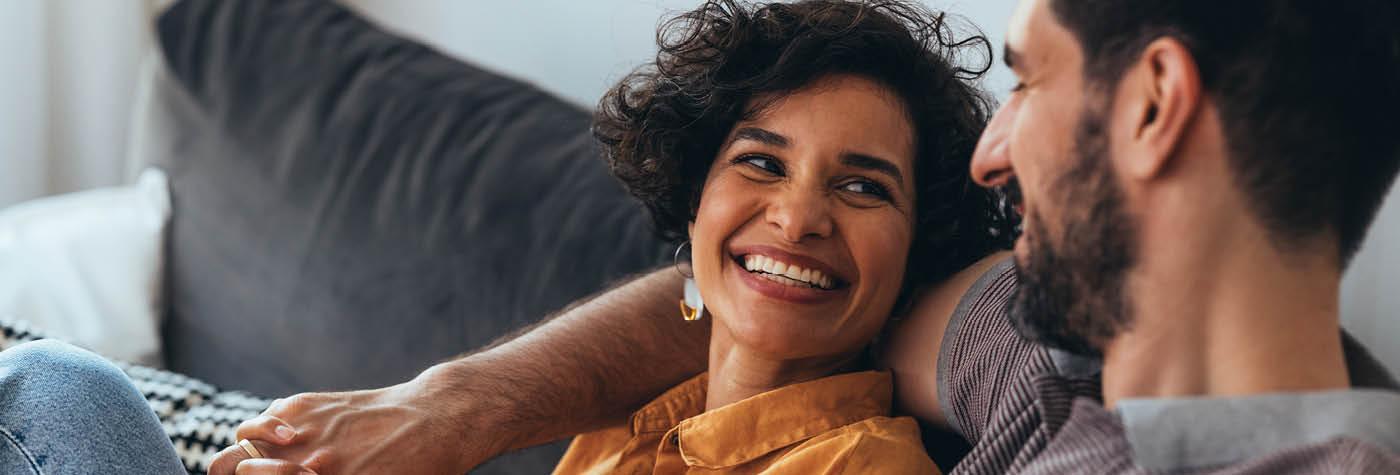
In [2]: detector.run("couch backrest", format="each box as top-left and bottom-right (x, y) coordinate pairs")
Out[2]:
(148, 0), (667, 409)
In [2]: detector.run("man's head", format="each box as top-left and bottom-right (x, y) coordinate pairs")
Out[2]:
(971, 0), (1400, 355)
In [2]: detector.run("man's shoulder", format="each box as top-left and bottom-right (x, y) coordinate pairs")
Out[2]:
(884, 251), (1021, 429)
(1223, 437), (1400, 474)
(930, 254), (1100, 440)
(1020, 390), (1400, 474)
(1023, 428), (1400, 475)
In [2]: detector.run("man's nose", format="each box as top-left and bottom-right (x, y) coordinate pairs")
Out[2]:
(971, 101), (1015, 188)
(766, 187), (834, 243)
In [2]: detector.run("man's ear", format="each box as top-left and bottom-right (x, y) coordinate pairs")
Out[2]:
(1118, 37), (1202, 180)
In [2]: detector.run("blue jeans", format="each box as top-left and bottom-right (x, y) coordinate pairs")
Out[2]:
(0, 340), (185, 474)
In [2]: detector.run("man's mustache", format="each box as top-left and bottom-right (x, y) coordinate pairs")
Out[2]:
(1000, 178), (1024, 216)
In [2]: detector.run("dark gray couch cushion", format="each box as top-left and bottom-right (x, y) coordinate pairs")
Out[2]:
(151, 0), (668, 471)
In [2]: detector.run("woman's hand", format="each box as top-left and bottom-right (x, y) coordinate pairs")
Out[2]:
(208, 365), (510, 475)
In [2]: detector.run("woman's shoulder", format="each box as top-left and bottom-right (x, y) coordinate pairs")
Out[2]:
(766, 416), (940, 474)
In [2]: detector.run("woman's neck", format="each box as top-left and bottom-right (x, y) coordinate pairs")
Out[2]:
(705, 323), (863, 411)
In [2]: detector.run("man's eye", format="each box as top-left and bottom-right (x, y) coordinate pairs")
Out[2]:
(841, 180), (890, 200)
(736, 155), (783, 175)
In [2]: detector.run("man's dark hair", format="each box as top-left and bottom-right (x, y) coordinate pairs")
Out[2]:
(594, 0), (1018, 298)
(1049, 0), (1400, 266)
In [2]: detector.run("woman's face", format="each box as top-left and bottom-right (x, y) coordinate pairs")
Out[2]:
(689, 74), (917, 360)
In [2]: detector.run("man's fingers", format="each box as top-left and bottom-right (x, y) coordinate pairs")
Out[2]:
(264, 397), (291, 416)
(235, 458), (316, 475)
(265, 393), (330, 418)
(236, 414), (299, 444)
(209, 443), (253, 475)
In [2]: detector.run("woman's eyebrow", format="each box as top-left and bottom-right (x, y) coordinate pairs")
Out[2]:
(729, 126), (790, 147)
(842, 153), (906, 190)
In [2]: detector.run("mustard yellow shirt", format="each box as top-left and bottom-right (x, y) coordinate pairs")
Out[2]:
(553, 370), (938, 474)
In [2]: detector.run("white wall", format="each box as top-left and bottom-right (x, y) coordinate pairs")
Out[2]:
(1343, 191), (1400, 371)
(0, 0), (156, 207)
(343, 0), (1398, 370)
(0, 1), (49, 206)
(341, 0), (1017, 108)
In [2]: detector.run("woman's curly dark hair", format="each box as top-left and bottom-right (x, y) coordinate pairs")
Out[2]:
(595, 0), (1019, 306)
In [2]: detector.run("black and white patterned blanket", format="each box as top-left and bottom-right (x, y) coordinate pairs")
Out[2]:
(0, 319), (270, 474)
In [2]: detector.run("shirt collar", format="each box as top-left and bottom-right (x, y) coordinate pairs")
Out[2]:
(1115, 388), (1400, 471)
(629, 372), (709, 434)
(662, 370), (893, 469)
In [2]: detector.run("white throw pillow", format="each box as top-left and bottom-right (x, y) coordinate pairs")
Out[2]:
(0, 168), (171, 366)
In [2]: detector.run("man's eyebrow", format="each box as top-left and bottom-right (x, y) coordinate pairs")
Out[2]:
(842, 153), (906, 190)
(729, 127), (790, 147)
(1003, 43), (1023, 70)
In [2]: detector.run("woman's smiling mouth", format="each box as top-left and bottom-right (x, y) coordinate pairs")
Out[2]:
(741, 254), (835, 289)
(728, 245), (849, 304)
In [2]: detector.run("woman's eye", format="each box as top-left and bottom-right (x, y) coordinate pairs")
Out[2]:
(1010, 81), (1026, 93)
(736, 155), (783, 175)
(841, 180), (890, 200)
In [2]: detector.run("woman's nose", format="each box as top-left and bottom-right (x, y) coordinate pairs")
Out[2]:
(971, 101), (1015, 188)
(765, 188), (833, 243)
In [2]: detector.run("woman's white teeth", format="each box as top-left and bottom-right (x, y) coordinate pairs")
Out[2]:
(742, 255), (834, 289)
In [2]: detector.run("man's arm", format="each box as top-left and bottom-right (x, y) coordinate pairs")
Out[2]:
(438, 267), (710, 450)
(210, 267), (708, 474)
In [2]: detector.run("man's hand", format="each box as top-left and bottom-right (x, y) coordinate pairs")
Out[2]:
(208, 365), (508, 475)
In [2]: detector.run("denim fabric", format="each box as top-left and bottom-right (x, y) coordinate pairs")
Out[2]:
(0, 340), (185, 474)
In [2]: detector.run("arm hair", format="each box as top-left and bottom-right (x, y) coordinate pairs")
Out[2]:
(422, 267), (709, 453)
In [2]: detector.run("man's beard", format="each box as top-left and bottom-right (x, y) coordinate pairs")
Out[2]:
(1005, 104), (1139, 357)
